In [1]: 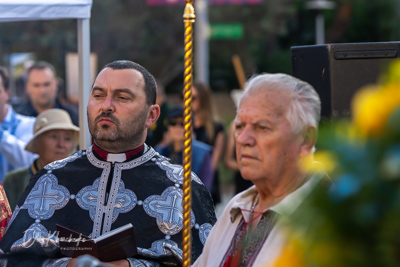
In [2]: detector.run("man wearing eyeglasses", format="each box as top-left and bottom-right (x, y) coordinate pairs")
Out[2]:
(155, 106), (215, 191)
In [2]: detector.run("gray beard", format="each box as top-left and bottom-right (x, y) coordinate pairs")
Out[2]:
(93, 123), (145, 143)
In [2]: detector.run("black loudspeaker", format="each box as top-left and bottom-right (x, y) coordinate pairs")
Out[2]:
(291, 42), (400, 118)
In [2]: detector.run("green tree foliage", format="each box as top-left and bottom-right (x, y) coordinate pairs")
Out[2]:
(0, 0), (399, 92)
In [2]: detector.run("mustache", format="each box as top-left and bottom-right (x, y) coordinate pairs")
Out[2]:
(95, 113), (120, 124)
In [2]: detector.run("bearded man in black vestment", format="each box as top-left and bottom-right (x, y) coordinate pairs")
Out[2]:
(0, 60), (216, 267)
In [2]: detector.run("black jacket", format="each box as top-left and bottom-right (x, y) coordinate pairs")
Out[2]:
(13, 99), (79, 126)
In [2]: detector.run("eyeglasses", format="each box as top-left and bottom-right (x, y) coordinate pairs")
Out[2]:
(168, 120), (184, 127)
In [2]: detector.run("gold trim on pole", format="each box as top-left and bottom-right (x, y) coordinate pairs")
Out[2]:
(182, 1), (195, 266)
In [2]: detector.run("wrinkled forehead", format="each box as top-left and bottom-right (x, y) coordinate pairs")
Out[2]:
(235, 93), (289, 127)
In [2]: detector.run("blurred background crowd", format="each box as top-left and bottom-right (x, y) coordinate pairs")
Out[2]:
(0, 0), (400, 216)
(0, 1), (399, 265)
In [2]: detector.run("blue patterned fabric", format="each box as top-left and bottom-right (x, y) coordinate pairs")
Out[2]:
(0, 145), (216, 266)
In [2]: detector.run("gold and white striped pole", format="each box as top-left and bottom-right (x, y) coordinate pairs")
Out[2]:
(182, 1), (195, 266)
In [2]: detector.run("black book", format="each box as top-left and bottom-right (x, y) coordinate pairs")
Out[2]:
(56, 223), (138, 262)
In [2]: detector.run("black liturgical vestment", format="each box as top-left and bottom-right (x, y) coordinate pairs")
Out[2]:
(0, 145), (216, 266)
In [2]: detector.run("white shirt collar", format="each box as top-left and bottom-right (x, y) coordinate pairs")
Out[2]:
(269, 171), (324, 217)
(229, 165), (327, 222)
(107, 153), (127, 163)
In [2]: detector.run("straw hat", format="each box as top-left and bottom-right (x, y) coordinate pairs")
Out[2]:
(25, 109), (80, 153)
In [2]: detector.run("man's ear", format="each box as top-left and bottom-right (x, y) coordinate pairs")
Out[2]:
(300, 126), (318, 157)
(146, 104), (161, 128)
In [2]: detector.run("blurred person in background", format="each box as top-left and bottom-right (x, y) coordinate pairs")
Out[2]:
(10, 60), (34, 106)
(0, 66), (36, 183)
(194, 73), (328, 267)
(3, 108), (79, 211)
(13, 61), (79, 126)
(155, 106), (214, 191)
(192, 81), (226, 205)
(224, 89), (253, 194)
(146, 80), (171, 147)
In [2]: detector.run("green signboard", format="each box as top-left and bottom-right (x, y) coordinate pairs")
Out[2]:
(209, 23), (243, 40)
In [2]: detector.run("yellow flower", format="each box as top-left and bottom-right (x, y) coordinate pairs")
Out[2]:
(307, 241), (343, 266)
(300, 151), (337, 173)
(333, 119), (366, 146)
(352, 83), (400, 137)
(387, 59), (400, 83)
(271, 227), (345, 267)
(270, 237), (306, 267)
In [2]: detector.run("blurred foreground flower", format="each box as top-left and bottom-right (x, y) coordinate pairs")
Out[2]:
(299, 151), (337, 173)
(272, 60), (400, 267)
(271, 236), (305, 267)
(352, 59), (400, 138)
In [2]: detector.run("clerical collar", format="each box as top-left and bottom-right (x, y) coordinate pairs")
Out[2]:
(92, 144), (144, 162)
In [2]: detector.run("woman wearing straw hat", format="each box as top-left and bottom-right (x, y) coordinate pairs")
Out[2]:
(3, 108), (79, 211)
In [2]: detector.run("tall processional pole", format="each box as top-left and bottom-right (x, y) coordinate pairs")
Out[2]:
(182, 1), (195, 266)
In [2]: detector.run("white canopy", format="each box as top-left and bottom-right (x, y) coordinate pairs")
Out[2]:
(0, 0), (92, 21)
(0, 0), (93, 148)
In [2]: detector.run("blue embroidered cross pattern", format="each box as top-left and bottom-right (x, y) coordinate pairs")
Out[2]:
(76, 178), (137, 222)
(22, 173), (70, 220)
(143, 186), (195, 236)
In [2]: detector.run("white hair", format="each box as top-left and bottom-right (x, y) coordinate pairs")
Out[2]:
(241, 73), (321, 133)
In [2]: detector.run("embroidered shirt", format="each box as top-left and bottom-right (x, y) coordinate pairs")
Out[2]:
(193, 165), (329, 267)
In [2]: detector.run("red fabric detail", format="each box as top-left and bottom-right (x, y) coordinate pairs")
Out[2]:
(223, 254), (232, 267)
(0, 183), (12, 242)
(240, 208), (264, 224)
(231, 246), (243, 267)
(93, 144), (109, 161)
(222, 222), (248, 267)
(92, 144), (144, 161)
(125, 145), (144, 160)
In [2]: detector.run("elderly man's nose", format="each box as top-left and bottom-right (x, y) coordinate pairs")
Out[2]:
(236, 127), (255, 146)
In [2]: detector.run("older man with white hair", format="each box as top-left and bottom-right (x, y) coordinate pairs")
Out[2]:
(194, 73), (330, 267)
